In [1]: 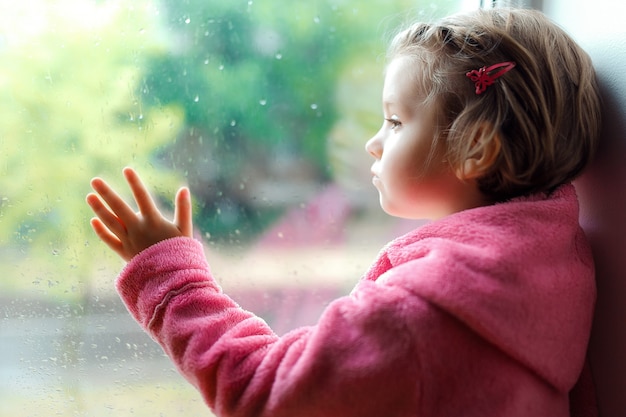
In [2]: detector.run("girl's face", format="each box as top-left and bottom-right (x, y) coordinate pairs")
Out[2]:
(365, 56), (484, 220)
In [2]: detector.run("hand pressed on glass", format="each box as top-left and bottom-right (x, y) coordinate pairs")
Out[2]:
(86, 167), (193, 261)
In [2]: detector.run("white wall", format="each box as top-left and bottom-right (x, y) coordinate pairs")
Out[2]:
(542, 1), (626, 416)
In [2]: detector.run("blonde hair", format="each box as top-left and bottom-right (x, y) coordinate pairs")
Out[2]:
(388, 8), (602, 201)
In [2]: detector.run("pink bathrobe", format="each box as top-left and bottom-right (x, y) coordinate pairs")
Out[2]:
(116, 184), (596, 417)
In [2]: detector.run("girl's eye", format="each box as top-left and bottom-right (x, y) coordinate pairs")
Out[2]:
(385, 118), (402, 130)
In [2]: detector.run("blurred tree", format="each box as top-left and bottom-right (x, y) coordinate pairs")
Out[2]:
(0, 0), (461, 297)
(141, 1), (354, 241)
(140, 0), (460, 241)
(0, 0), (184, 298)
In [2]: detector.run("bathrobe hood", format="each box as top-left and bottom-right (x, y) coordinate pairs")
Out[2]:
(362, 183), (595, 392)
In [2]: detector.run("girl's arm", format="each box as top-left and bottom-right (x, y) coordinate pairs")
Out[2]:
(114, 237), (421, 417)
(85, 169), (423, 417)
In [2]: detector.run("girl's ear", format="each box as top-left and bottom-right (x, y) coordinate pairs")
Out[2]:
(455, 126), (501, 181)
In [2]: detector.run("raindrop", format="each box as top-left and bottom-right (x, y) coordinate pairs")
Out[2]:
(310, 103), (318, 110)
(259, 99), (267, 106)
(275, 53), (283, 60)
(185, 17), (191, 24)
(314, 16), (321, 24)
(194, 95), (199, 102)
(230, 120), (237, 127)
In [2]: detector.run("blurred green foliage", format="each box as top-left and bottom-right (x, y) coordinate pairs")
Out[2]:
(0, 0), (184, 298)
(141, 0), (460, 240)
(0, 0), (461, 300)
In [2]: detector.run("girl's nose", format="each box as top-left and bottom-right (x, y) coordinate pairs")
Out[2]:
(365, 133), (382, 159)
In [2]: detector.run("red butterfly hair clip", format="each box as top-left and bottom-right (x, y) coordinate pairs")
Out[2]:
(466, 61), (516, 95)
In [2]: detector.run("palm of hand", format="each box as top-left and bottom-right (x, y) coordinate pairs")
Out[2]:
(86, 167), (193, 261)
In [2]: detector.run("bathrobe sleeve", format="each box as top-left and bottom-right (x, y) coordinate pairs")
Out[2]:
(116, 237), (427, 417)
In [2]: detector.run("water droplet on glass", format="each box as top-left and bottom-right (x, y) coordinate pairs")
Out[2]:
(194, 95), (199, 102)
(230, 120), (237, 127)
(310, 103), (318, 110)
(218, 64), (224, 71)
(259, 99), (267, 106)
(275, 53), (282, 60)
(185, 17), (191, 24)
(314, 16), (321, 24)
(204, 59), (209, 65)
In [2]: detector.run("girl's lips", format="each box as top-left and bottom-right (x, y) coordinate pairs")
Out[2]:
(370, 166), (381, 185)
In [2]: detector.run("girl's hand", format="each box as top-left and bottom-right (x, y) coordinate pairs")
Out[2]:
(86, 167), (193, 262)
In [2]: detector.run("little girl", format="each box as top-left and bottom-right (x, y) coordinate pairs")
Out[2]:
(87, 8), (601, 417)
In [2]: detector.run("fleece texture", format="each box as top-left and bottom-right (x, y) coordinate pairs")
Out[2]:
(116, 184), (596, 417)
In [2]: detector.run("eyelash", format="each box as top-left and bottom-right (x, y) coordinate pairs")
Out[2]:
(385, 118), (401, 130)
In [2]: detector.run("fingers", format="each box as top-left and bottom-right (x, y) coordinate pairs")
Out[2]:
(89, 217), (125, 256)
(174, 187), (193, 237)
(86, 191), (128, 239)
(122, 167), (160, 220)
(89, 176), (136, 225)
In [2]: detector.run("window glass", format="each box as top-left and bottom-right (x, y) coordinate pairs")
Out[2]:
(1, 0), (474, 414)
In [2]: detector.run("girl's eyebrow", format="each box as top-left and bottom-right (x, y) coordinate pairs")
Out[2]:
(383, 99), (408, 116)
(382, 100), (397, 112)
(382, 101), (391, 115)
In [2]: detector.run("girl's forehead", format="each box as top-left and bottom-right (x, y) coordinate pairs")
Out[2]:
(383, 57), (426, 106)
(383, 58), (412, 91)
